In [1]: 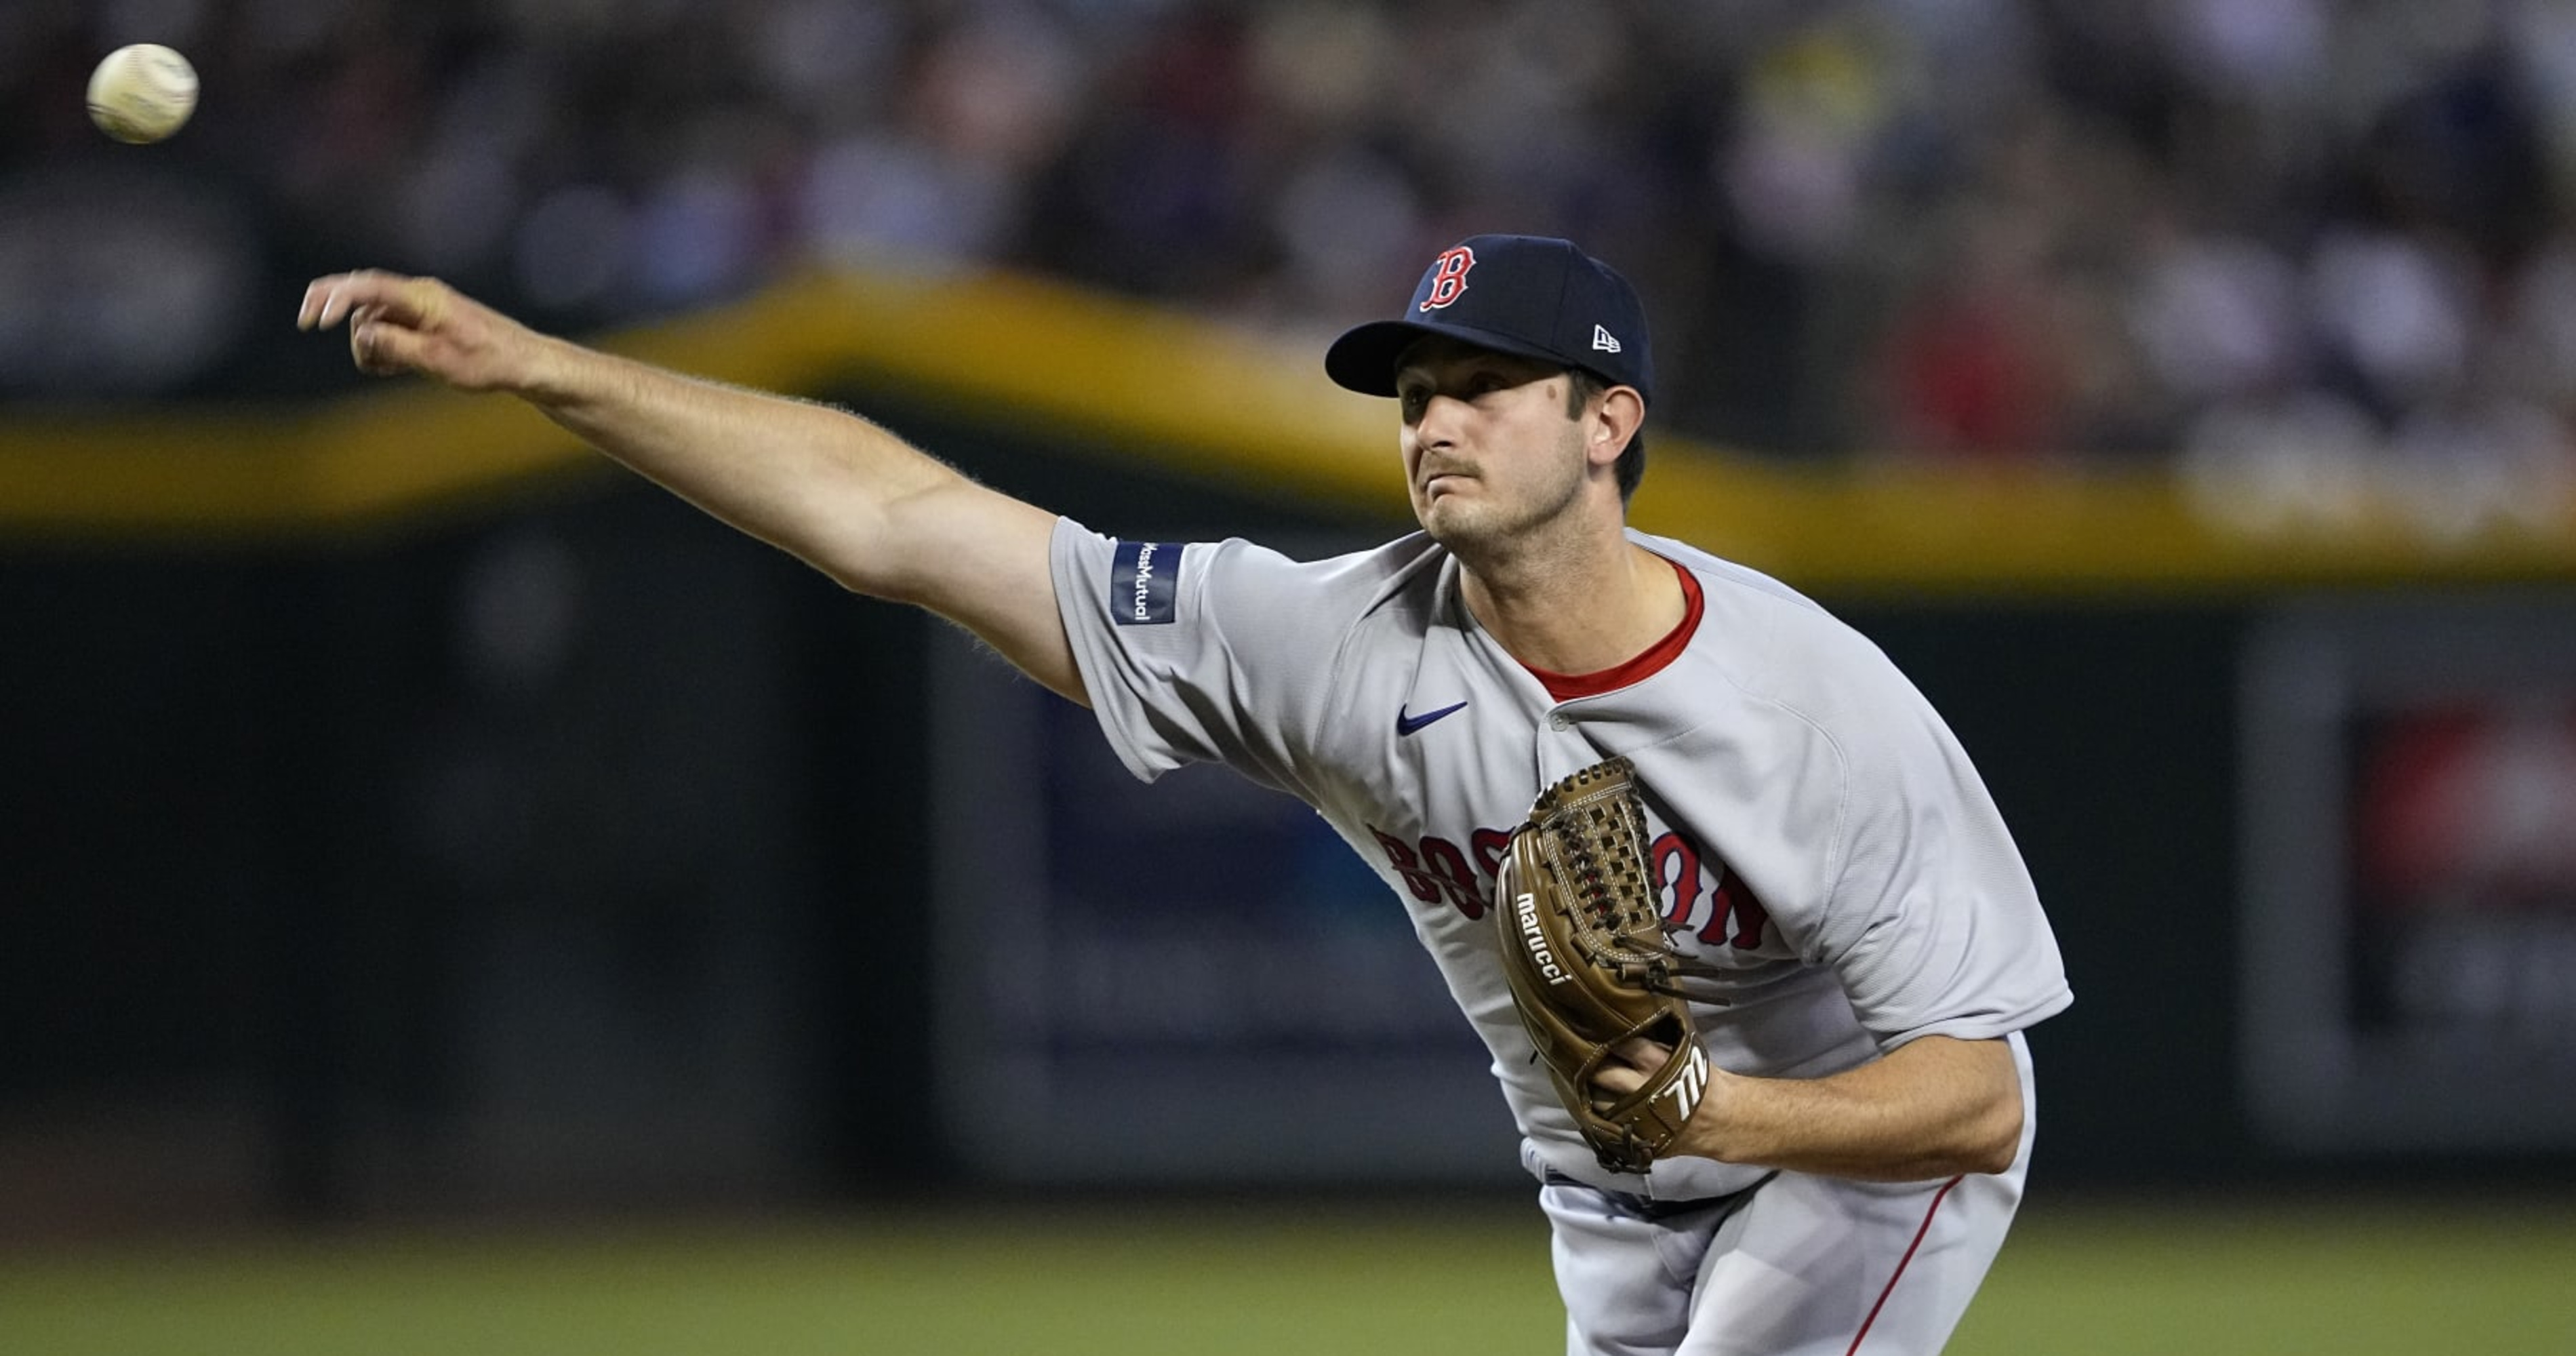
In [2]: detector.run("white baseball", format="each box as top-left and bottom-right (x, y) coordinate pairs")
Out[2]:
(87, 43), (199, 145)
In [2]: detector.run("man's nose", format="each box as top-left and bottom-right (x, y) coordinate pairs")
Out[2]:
(1414, 392), (1469, 445)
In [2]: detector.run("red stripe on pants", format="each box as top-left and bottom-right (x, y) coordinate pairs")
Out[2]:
(1844, 1175), (1964, 1355)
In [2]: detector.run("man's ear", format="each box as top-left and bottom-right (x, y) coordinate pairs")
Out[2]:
(1588, 385), (1645, 468)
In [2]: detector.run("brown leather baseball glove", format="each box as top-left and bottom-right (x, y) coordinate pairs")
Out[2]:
(1493, 756), (1720, 1175)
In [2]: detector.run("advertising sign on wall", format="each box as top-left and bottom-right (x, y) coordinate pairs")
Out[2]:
(2240, 597), (2576, 1152)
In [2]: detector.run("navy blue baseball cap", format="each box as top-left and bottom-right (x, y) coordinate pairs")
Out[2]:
(1325, 235), (1653, 407)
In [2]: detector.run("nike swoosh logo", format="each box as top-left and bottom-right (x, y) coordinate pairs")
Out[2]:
(1395, 700), (1470, 736)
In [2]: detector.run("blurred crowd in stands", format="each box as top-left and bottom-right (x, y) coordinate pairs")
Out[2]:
(7, 0), (2576, 521)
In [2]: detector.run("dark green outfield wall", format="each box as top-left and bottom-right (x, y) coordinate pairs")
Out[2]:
(12, 391), (2572, 1224)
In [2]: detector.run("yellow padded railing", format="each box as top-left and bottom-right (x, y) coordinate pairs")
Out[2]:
(4, 262), (2573, 593)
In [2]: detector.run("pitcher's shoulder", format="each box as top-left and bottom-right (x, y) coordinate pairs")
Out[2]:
(1638, 531), (1927, 711)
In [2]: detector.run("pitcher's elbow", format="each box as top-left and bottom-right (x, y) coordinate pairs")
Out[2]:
(1965, 1099), (2024, 1176)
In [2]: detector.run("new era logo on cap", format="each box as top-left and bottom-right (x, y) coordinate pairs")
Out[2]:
(1323, 235), (1655, 407)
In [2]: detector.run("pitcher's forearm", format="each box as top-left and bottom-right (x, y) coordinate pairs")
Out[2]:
(1680, 1035), (2024, 1181)
(519, 337), (959, 596)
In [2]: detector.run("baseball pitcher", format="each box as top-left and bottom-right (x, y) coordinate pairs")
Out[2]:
(300, 234), (2072, 1355)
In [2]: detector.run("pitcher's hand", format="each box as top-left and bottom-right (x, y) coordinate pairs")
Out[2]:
(1592, 1037), (1677, 1103)
(296, 271), (546, 393)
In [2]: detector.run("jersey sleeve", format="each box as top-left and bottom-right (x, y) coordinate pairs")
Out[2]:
(1048, 517), (1356, 795)
(1794, 645), (2074, 1048)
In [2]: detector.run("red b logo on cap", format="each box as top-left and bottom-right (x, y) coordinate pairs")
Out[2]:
(1419, 246), (1475, 311)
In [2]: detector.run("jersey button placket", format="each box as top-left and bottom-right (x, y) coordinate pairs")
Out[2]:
(1535, 707), (1587, 784)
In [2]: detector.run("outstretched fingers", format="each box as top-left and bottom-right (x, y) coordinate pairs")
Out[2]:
(298, 270), (428, 332)
(322, 272), (452, 331)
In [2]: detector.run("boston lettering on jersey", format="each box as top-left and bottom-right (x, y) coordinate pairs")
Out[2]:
(1109, 540), (1182, 625)
(1368, 820), (1771, 948)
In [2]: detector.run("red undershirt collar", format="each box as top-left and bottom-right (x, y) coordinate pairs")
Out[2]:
(1523, 556), (1703, 702)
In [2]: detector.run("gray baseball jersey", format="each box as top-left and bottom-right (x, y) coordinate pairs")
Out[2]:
(1049, 517), (2072, 1203)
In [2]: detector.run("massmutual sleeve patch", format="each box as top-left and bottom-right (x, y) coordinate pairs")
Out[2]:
(1109, 540), (1183, 625)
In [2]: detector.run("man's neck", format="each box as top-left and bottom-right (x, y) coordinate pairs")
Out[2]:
(1459, 530), (1684, 678)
